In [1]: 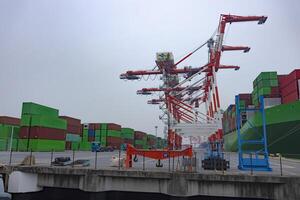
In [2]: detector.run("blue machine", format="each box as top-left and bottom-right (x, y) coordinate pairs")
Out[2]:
(202, 141), (230, 170)
(235, 95), (272, 171)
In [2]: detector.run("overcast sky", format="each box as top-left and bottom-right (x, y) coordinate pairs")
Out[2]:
(0, 0), (299, 137)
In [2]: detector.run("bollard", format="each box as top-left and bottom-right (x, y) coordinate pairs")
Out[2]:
(250, 153), (253, 175)
(72, 150), (75, 168)
(118, 148), (121, 170)
(279, 154), (283, 176)
(95, 151), (98, 170)
(143, 153), (145, 171)
(9, 149), (13, 165)
(50, 149), (54, 166)
(29, 149), (33, 166)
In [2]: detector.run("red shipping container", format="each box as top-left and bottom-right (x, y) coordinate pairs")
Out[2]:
(0, 116), (20, 126)
(20, 127), (66, 140)
(289, 69), (300, 80)
(107, 136), (123, 149)
(88, 123), (101, 130)
(271, 87), (280, 95)
(134, 131), (146, 140)
(281, 81), (298, 97)
(59, 116), (81, 126)
(282, 91), (299, 104)
(239, 93), (252, 100)
(107, 123), (122, 131)
(67, 124), (82, 134)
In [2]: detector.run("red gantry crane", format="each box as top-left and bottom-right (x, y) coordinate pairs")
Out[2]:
(120, 14), (267, 170)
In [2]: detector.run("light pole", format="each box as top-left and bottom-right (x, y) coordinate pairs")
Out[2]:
(155, 126), (158, 149)
(9, 126), (14, 152)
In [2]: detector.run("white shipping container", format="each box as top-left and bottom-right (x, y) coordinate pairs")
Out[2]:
(264, 98), (281, 108)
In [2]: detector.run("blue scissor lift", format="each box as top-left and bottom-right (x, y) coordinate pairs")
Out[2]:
(235, 95), (272, 171)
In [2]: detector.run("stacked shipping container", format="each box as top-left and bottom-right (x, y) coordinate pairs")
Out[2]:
(223, 69), (300, 136)
(222, 105), (236, 134)
(252, 72), (281, 107)
(19, 103), (66, 152)
(121, 128), (134, 145)
(134, 131), (147, 149)
(80, 124), (91, 151)
(279, 69), (300, 104)
(0, 116), (20, 151)
(60, 116), (82, 150)
(147, 134), (157, 149)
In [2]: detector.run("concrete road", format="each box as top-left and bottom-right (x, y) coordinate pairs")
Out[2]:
(0, 150), (299, 176)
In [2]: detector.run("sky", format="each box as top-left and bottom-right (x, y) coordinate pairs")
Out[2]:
(0, 0), (299, 137)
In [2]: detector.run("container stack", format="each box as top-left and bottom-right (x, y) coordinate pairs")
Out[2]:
(222, 105), (236, 134)
(19, 102), (66, 152)
(79, 124), (91, 151)
(279, 69), (300, 104)
(101, 123), (122, 149)
(147, 134), (157, 149)
(134, 131), (147, 149)
(121, 128), (134, 145)
(252, 72), (281, 108)
(59, 116), (82, 150)
(0, 116), (20, 151)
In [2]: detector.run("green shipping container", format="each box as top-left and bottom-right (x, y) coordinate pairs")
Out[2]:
(18, 139), (65, 152)
(135, 139), (147, 145)
(256, 71), (277, 82)
(101, 123), (108, 130)
(22, 102), (59, 117)
(79, 142), (91, 151)
(107, 130), (121, 138)
(0, 125), (20, 139)
(121, 128), (134, 139)
(0, 138), (18, 151)
(71, 142), (80, 150)
(258, 87), (271, 96)
(21, 115), (67, 130)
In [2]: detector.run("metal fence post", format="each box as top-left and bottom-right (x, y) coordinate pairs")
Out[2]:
(29, 149), (33, 166)
(9, 149), (13, 165)
(183, 156), (185, 172)
(222, 153), (224, 175)
(279, 154), (283, 176)
(194, 152), (197, 173)
(72, 150), (75, 168)
(50, 149), (54, 166)
(172, 156), (175, 172)
(118, 148), (121, 170)
(95, 151), (98, 170)
(250, 153), (253, 175)
(168, 153), (171, 172)
(143, 153), (145, 171)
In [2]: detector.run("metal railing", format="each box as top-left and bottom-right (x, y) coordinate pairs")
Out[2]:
(1, 149), (300, 176)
